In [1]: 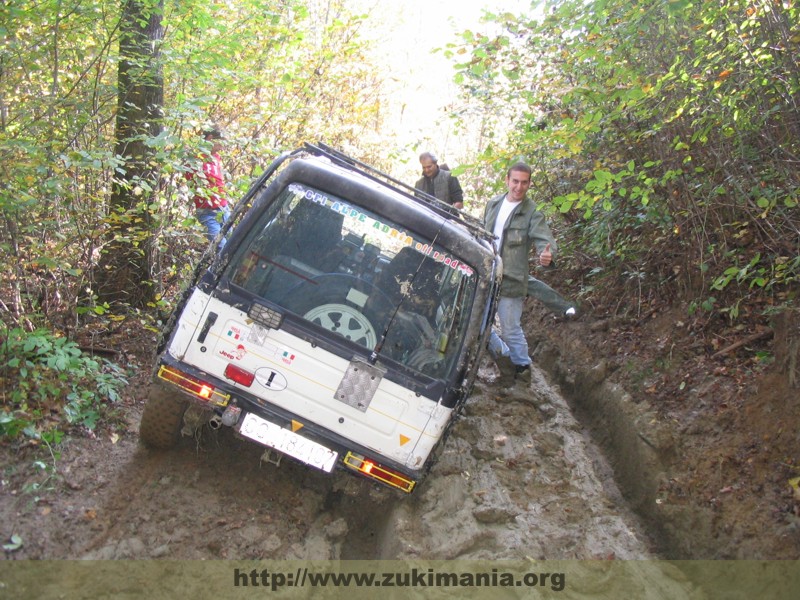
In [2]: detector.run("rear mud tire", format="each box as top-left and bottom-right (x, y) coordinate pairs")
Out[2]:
(139, 385), (190, 450)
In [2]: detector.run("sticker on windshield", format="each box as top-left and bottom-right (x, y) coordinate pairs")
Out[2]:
(287, 183), (474, 278)
(415, 242), (474, 276)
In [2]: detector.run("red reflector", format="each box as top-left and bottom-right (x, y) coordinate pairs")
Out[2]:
(224, 363), (255, 387)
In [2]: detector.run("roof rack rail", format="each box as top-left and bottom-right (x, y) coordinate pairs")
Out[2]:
(304, 142), (491, 240)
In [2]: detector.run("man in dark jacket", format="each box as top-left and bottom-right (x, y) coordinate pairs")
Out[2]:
(415, 152), (464, 209)
(484, 161), (557, 387)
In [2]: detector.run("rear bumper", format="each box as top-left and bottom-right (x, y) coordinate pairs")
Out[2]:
(152, 356), (423, 492)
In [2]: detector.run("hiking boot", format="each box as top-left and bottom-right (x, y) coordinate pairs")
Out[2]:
(514, 364), (532, 386)
(495, 354), (516, 388)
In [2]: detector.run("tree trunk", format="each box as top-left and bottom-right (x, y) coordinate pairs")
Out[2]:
(774, 309), (800, 389)
(94, 0), (164, 308)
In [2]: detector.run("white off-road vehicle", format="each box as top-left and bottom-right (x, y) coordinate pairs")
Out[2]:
(140, 143), (501, 492)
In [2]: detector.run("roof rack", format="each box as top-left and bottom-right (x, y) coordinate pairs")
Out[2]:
(304, 142), (491, 241)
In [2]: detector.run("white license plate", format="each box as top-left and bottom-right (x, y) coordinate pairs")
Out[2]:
(238, 412), (338, 473)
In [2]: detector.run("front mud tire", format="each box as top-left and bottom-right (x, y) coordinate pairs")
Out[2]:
(139, 385), (189, 449)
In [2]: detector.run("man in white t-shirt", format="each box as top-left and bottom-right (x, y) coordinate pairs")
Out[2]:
(483, 162), (557, 388)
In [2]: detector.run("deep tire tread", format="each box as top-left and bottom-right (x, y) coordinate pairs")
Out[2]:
(139, 384), (189, 449)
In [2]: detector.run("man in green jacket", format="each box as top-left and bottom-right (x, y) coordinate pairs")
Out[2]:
(484, 161), (557, 387)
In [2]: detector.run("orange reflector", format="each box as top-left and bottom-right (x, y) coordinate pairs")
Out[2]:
(399, 434), (411, 446)
(157, 365), (230, 406)
(343, 452), (415, 493)
(291, 420), (303, 432)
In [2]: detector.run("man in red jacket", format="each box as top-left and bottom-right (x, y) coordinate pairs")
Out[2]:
(187, 127), (230, 247)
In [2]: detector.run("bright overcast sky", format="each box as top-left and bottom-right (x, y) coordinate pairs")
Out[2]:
(355, 0), (538, 174)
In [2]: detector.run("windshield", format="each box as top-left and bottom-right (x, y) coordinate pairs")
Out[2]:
(227, 182), (477, 379)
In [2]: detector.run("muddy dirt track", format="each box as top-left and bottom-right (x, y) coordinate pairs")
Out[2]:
(2, 353), (653, 562)
(4, 313), (800, 599)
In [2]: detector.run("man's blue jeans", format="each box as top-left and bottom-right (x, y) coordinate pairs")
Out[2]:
(196, 207), (230, 248)
(487, 296), (531, 367)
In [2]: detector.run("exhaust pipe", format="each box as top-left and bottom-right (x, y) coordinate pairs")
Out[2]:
(208, 414), (223, 430)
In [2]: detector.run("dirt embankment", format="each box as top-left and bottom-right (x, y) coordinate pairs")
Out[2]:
(526, 303), (800, 560)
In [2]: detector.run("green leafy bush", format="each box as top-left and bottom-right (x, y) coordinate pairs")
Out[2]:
(452, 0), (799, 323)
(0, 326), (128, 440)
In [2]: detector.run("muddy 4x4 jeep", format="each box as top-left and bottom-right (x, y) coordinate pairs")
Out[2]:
(140, 143), (501, 492)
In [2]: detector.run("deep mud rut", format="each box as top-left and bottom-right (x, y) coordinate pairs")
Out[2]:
(1, 360), (656, 562)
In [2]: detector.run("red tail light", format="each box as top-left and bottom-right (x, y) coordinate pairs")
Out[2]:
(224, 363), (255, 387)
(343, 452), (416, 493)
(157, 365), (230, 406)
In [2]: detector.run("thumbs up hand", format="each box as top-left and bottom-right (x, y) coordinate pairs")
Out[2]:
(539, 243), (553, 266)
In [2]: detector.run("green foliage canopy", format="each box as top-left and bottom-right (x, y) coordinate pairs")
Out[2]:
(0, 0), (385, 326)
(451, 0), (799, 317)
